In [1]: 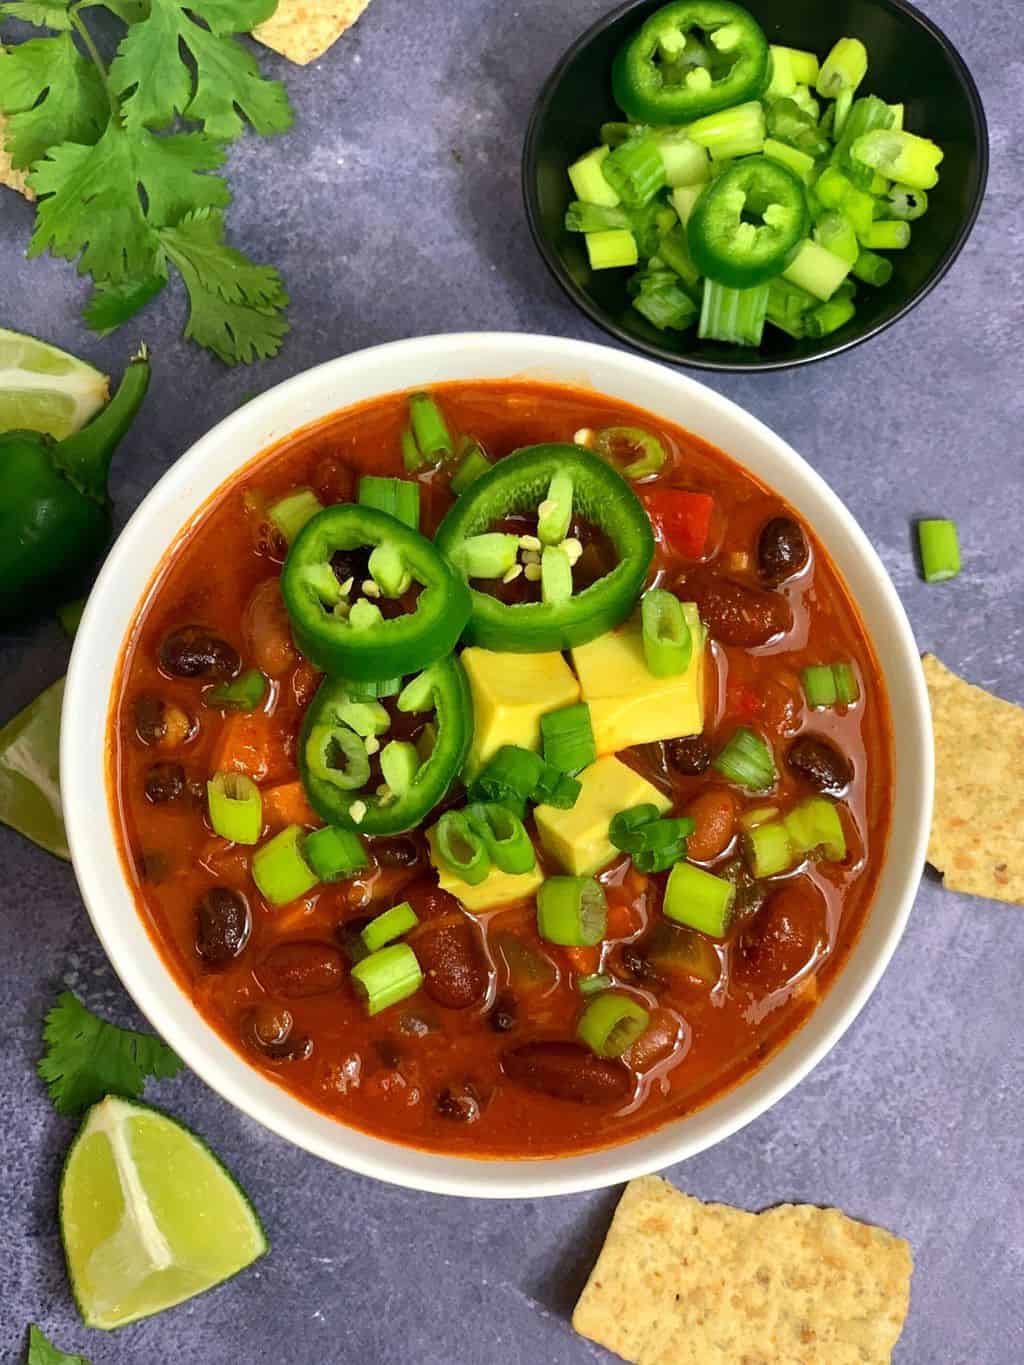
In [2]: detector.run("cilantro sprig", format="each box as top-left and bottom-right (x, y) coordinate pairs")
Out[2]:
(38, 990), (182, 1115)
(0, 0), (291, 364)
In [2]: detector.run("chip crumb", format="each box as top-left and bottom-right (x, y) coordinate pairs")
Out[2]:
(0, 115), (34, 201)
(573, 1176), (913, 1364)
(923, 654), (1024, 905)
(254, 0), (373, 66)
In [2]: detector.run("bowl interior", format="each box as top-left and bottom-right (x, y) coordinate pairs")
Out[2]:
(525, 0), (987, 370)
(64, 335), (932, 1198)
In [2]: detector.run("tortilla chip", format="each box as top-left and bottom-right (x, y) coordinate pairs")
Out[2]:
(0, 114), (34, 201)
(573, 1176), (912, 1365)
(254, 0), (372, 66)
(923, 654), (1024, 904)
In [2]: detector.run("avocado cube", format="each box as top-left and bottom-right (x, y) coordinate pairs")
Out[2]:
(462, 646), (580, 777)
(534, 756), (672, 877)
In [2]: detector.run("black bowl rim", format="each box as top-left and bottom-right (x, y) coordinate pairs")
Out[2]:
(522, 0), (990, 373)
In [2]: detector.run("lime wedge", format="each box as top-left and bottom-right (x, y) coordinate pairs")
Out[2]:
(61, 1096), (268, 1330)
(0, 328), (109, 439)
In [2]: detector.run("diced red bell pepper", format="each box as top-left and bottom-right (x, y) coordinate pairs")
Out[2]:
(643, 489), (714, 559)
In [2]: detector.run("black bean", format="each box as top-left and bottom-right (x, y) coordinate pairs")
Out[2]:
(435, 1084), (481, 1123)
(159, 625), (240, 680)
(195, 887), (251, 964)
(369, 834), (425, 870)
(786, 735), (852, 795)
(619, 945), (663, 986)
(144, 762), (186, 805)
(246, 1002), (312, 1061)
(757, 516), (809, 587)
(489, 994), (517, 1033)
(666, 734), (712, 776)
(134, 695), (167, 745)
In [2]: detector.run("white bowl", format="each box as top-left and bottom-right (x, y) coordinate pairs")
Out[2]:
(63, 333), (932, 1199)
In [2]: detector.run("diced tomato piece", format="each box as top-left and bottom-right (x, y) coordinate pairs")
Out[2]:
(643, 489), (714, 559)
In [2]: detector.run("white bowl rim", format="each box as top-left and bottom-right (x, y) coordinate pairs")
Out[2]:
(62, 331), (933, 1199)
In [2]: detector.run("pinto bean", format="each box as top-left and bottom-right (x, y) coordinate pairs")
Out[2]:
(243, 578), (296, 678)
(159, 626), (240, 680)
(246, 1002), (312, 1061)
(757, 516), (809, 586)
(684, 789), (738, 861)
(134, 695), (194, 748)
(686, 574), (791, 647)
(195, 887), (251, 964)
(786, 735), (852, 794)
(416, 916), (489, 1010)
(258, 941), (345, 998)
(502, 1042), (631, 1105)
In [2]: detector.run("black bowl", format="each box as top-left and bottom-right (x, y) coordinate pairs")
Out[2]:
(523, 0), (988, 371)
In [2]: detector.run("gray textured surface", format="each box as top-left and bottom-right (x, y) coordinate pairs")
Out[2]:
(0, 0), (1022, 1361)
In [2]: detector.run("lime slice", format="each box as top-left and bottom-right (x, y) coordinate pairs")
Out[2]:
(0, 327), (109, 439)
(61, 1096), (268, 1330)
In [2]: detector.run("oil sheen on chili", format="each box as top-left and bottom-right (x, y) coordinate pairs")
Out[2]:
(110, 381), (893, 1160)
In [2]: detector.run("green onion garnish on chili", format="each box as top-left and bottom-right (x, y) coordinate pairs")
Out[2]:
(712, 726), (775, 790)
(577, 972), (614, 996)
(435, 810), (491, 885)
(465, 803), (536, 875)
(303, 825), (368, 882)
(577, 992), (650, 1058)
(207, 771), (262, 846)
(537, 876), (608, 947)
(663, 861), (735, 937)
(917, 519), (960, 583)
(361, 902), (419, 954)
(205, 668), (267, 712)
(358, 476), (421, 531)
(541, 702), (597, 776)
(641, 588), (692, 677)
(351, 943), (423, 1016)
(252, 825), (319, 907)
(268, 488), (323, 544)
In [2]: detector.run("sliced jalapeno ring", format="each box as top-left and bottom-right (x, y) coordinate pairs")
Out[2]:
(687, 155), (808, 288)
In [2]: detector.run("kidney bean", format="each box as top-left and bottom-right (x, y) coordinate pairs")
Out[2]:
(195, 887), (251, 964)
(735, 882), (826, 992)
(686, 573), (791, 647)
(502, 1043), (632, 1105)
(258, 941), (345, 998)
(684, 789), (738, 861)
(243, 578), (296, 678)
(666, 734), (712, 776)
(786, 735), (852, 795)
(416, 916), (489, 1010)
(159, 626), (239, 680)
(757, 516), (809, 587)
(144, 762), (186, 805)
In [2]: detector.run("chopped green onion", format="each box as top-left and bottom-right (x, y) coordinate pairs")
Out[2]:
(608, 804), (663, 850)
(663, 861), (735, 938)
(806, 295), (857, 338)
(207, 771), (262, 845)
(850, 129), (943, 190)
(565, 200), (632, 233)
(599, 121), (636, 147)
(747, 820), (793, 877)
(435, 810), (490, 885)
(859, 220), (911, 250)
(766, 277), (817, 338)
(345, 675), (403, 700)
(368, 542), (412, 597)
(252, 824), (319, 906)
(655, 225), (703, 291)
(337, 699), (390, 737)
(917, 519), (960, 582)
(358, 476), (420, 530)
(766, 45), (797, 98)
(268, 488), (323, 544)
(468, 745), (543, 817)
(361, 901), (419, 954)
(594, 426), (667, 480)
(541, 545), (572, 604)
(303, 825), (368, 882)
(670, 184), (703, 225)
(577, 972), (613, 996)
(687, 101), (766, 160)
(738, 804), (780, 831)
(602, 136), (668, 206)
(537, 470), (573, 545)
(632, 271), (700, 331)
(577, 991), (650, 1058)
(641, 588), (692, 678)
(586, 229), (639, 270)
(712, 727), (776, 791)
(537, 876), (607, 947)
(568, 145), (621, 207)
(801, 664), (837, 707)
(789, 84), (820, 120)
(655, 132), (709, 188)
(465, 802), (536, 874)
(851, 250), (893, 287)
(351, 942), (423, 1016)
(833, 87), (854, 138)
(831, 96), (895, 188)
(633, 840), (688, 873)
(699, 280), (770, 346)
(380, 740), (420, 798)
(454, 532), (520, 579)
(541, 702), (597, 776)
(409, 392), (453, 461)
(886, 186), (928, 221)
(401, 427), (423, 473)
(763, 136), (816, 182)
(784, 796), (846, 860)
(782, 240), (851, 301)
(816, 37), (867, 98)
(781, 46), (819, 86)
(450, 441), (492, 496)
(206, 668), (267, 712)
(813, 211), (860, 265)
(533, 763), (581, 811)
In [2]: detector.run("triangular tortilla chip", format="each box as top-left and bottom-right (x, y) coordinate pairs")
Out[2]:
(254, 0), (372, 66)
(574, 1176), (913, 1364)
(923, 654), (1024, 904)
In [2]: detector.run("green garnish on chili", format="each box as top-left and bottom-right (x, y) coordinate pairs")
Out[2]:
(281, 502), (471, 681)
(435, 444), (654, 653)
(299, 658), (473, 836)
(688, 156), (808, 287)
(612, 1), (770, 126)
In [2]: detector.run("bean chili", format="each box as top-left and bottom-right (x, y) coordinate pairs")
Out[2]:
(109, 381), (892, 1159)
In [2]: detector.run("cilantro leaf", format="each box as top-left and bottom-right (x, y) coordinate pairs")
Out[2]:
(83, 271), (167, 335)
(159, 208), (289, 364)
(29, 122), (228, 281)
(110, 0), (291, 140)
(26, 1325), (91, 1365)
(185, 0), (278, 35)
(0, 35), (107, 169)
(0, 1), (73, 28)
(97, 0), (152, 19)
(38, 991), (182, 1116)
